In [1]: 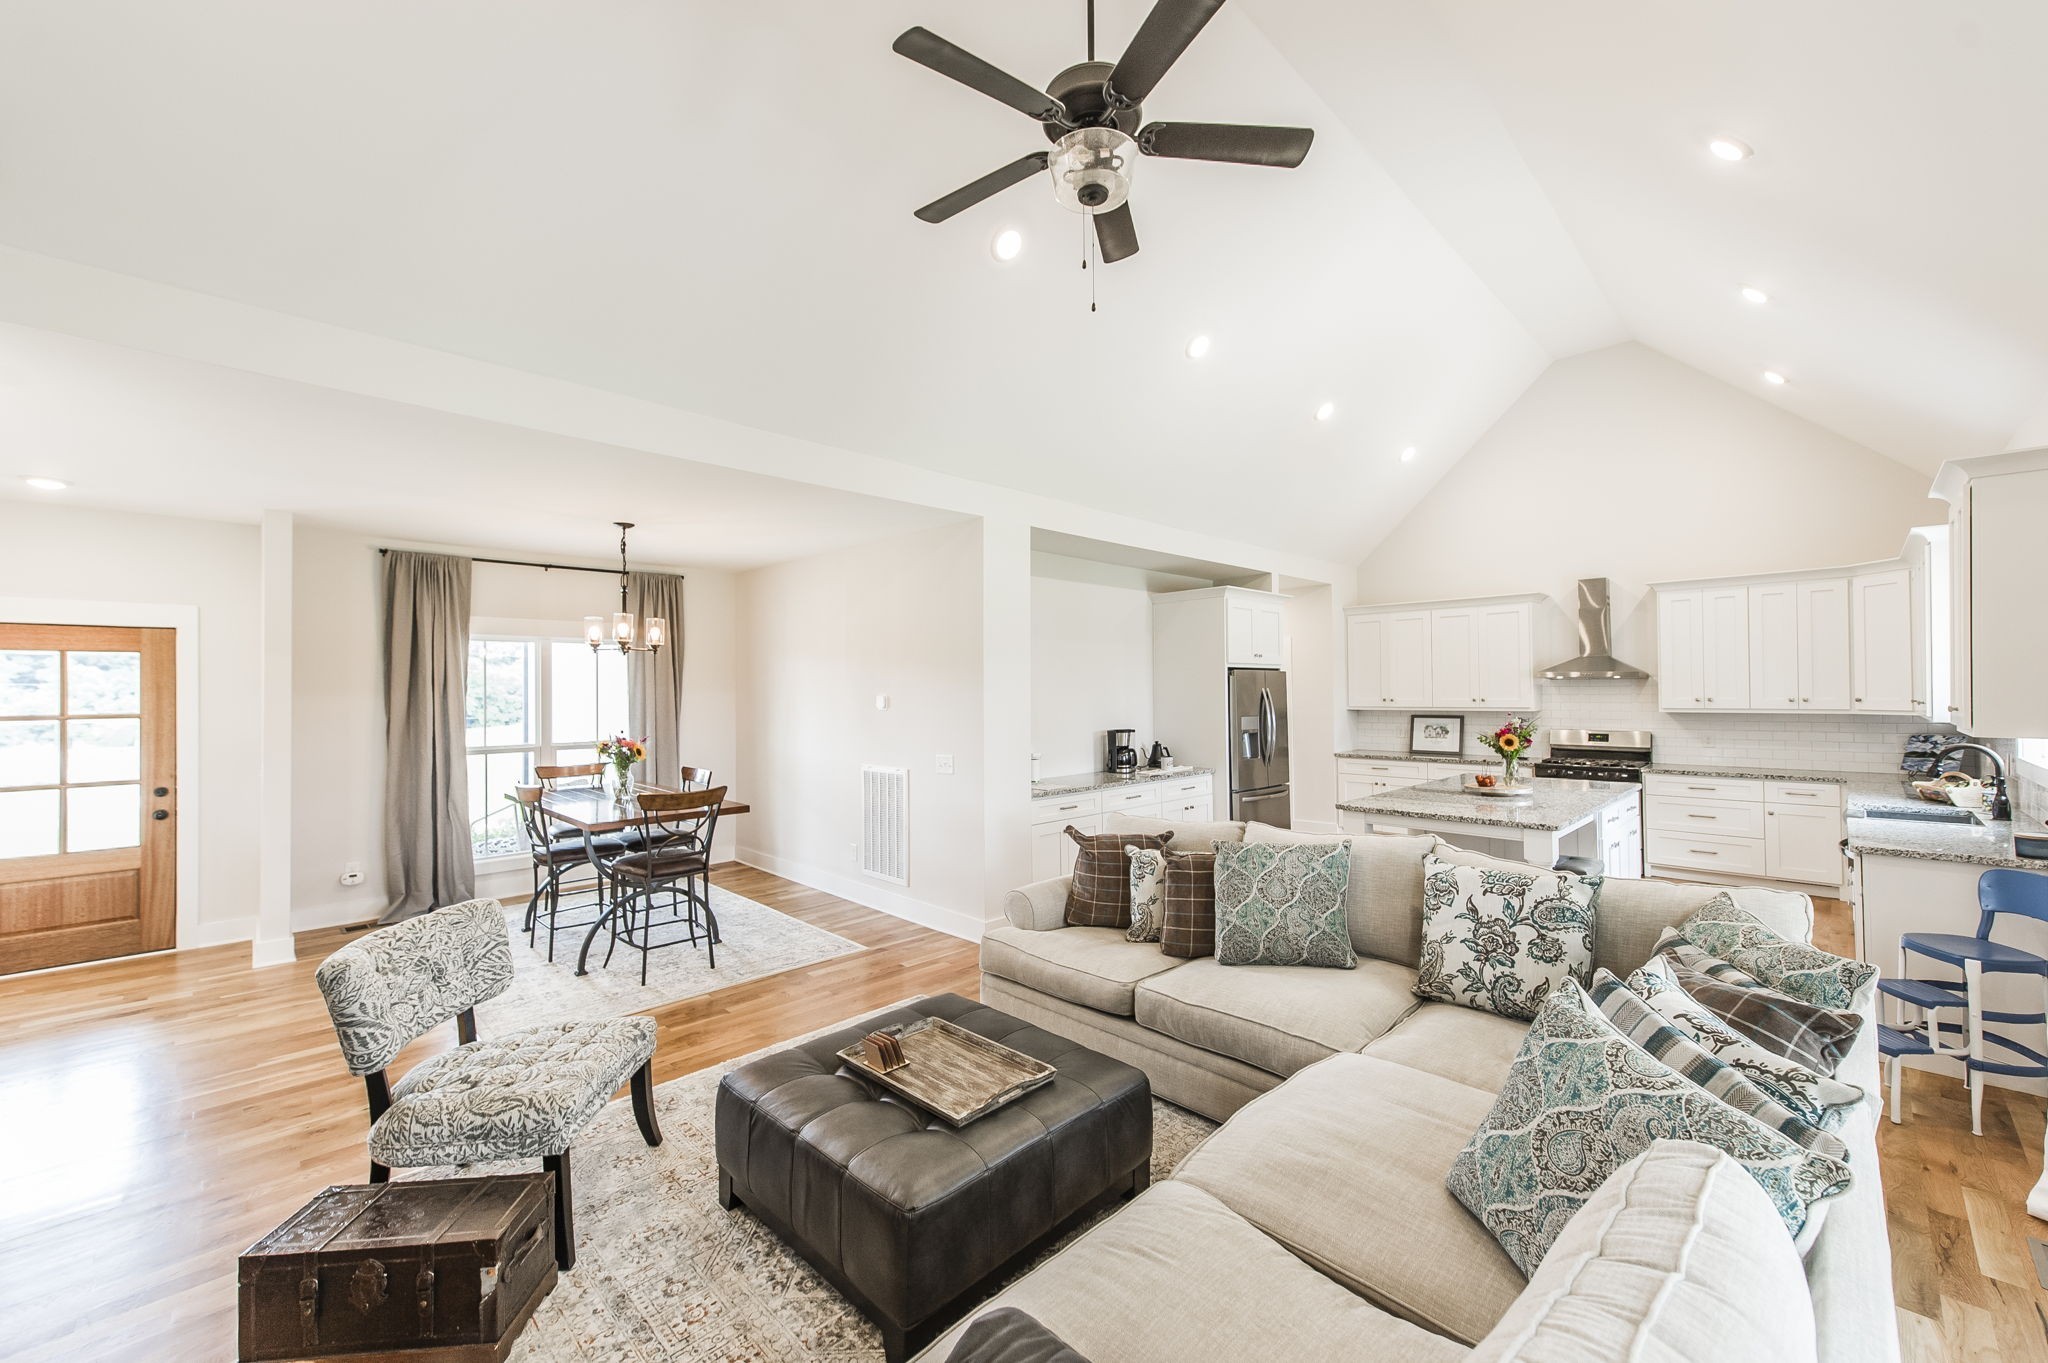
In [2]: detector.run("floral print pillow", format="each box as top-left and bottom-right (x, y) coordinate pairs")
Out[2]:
(1414, 854), (1598, 1020)
(1679, 894), (1877, 1010)
(1125, 847), (1168, 943)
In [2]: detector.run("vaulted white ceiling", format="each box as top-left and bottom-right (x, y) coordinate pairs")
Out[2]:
(0, 1), (2040, 564)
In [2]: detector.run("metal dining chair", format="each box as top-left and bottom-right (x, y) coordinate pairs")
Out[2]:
(600, 787), (727, 983)
(509, 789), (616, 962)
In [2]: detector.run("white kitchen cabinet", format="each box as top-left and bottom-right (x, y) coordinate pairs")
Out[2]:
(1642, 774), (1843, 889)
(1746, 578), (1849, 712)
(1383, 611), (1433, 707)
(1344, 613), (1386, 709)
(1344, 596), (1539, 710)
(1474, 602), (1537, 710)
(1429, 608), (1476, 708)
(1658, 590), (1705, 710)
(1030, 812), (1101, 881)
(1657, 586), (1747, 709)
(1850, 568), (1918, 713)
(1745, 582), (1799, 712)
(1226, 591), (1287, 668)
(1765, 803), (1845, 886)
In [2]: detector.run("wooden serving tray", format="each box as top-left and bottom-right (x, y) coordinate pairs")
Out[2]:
(837, 1017), (1056, 1126)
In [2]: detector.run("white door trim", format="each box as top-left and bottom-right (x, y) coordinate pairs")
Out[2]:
(0, 596), (204, 950)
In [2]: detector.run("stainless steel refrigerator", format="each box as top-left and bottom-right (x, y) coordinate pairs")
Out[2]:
(1227, 667), (1290, 827)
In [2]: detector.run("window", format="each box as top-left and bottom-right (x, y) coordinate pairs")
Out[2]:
(465, 638), (627, 859)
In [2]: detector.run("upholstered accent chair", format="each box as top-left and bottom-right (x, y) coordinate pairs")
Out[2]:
(314, 898), (662, 1269)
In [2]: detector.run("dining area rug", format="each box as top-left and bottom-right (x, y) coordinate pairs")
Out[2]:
(475, 888), (866, 1033)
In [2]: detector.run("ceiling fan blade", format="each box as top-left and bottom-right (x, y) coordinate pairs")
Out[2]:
(1138, 121), (1314, 168)
(914, 151), (1050, 224)
(1093, 204), (1140, 263)
(1106, 0), (1229, 107)
(893, 27), (1067, 123)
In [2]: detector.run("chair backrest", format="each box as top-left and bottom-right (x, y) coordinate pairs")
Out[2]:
(535, 762), (604, 788)
(314, 899), (515, 1075)
(677, 765), (715, 791)
(634, 785), (726, 849)
(507, 787), (549, 849)
(1979, 868), (2048, 934)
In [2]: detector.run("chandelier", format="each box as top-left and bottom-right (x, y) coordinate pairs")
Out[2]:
(583, 522), (667, 654)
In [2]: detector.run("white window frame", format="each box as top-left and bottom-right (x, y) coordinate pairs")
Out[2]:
(466, 634), (627, 870)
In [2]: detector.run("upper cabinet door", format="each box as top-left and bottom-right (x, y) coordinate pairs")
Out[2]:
(1701, 587), (1750, 709)
(1475, 602), (1536, 710)
(1799, 577), (1853, 711)
(1430, 608), (1477, 706)
(1345, 612), (1387, 708)
(1226, 597), (1258, 667)
(1383, 611), (1434, 707)
(1851, 569), (1916, 712)
(1746, 583), (1801, 712)
(1658, 590), (1704, 710)
(1250, 601), (1285, 667)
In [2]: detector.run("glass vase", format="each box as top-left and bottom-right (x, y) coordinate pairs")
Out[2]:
(1501, 757), (1521, 788)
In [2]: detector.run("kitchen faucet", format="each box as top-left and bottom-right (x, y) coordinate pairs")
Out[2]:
(1934, 743), (2012, 821)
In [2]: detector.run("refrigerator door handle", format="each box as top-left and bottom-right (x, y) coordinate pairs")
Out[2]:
(1260, 688), (1276, 763)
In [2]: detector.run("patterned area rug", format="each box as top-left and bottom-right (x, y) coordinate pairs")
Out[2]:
(475, 890), (865, 1033)
(406, 1015), (1218, 1361)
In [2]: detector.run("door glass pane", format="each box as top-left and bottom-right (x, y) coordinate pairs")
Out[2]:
(66, 718), (140, 784)
(0, 721), (60, 788)
(66, 652), (141, 714)
(0, 788), (59, 858)
(596, 648), (627, 740)
(0, 652), (60, 716)
(551, 642), (598, 744)
(68, 784), (140, 852)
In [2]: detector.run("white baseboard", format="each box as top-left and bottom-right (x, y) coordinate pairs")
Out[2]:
(250, 936), (298, 969)
(291, 900), (382, 933)
(184, 914), (260, 949)
(736, 847), (985, 942)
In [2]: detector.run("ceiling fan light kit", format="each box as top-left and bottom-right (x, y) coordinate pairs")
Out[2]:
(894, 0), (1313, 266)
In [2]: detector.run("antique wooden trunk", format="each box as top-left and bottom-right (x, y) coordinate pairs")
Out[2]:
(238, 1174), (556, 1362)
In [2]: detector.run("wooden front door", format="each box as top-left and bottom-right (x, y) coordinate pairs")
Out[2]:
(0, 625), (176, 974)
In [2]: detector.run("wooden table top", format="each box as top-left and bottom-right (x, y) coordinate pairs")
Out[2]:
(538, 784), (751, 834)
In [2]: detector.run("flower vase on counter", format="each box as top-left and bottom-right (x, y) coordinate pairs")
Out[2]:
(597, 734), (647, 806)
(1479, 716), (1536, 789)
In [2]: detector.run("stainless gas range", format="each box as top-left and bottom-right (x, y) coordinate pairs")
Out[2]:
(1531, 729), (1653, 783)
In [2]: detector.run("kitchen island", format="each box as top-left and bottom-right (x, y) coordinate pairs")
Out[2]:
(1338, 775), (1643, 875)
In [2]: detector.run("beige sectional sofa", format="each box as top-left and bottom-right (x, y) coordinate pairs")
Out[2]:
(935, 814), (1896, 1363)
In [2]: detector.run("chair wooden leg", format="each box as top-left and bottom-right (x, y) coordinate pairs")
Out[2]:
(544, 1151), (575, 1271)
(630, 1060), (663, 1147)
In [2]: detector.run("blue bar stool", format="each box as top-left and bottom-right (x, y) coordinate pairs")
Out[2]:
(1879, 868), (2048, 1135)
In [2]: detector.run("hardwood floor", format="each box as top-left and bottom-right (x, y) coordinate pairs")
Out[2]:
(0, 875), (2041, 1361)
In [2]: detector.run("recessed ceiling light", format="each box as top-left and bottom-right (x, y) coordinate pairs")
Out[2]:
(990, 228), (1023, 262)
(1314, 401), (1336, 423)
(1740, 285), (1770, 305)
(1762, 370), (1787, 385)
(22, 476), (67, 491)
(1185, 334), (1212, 360)
(1400, 447), (1418, 463)
(1708, 137), (1753, 162)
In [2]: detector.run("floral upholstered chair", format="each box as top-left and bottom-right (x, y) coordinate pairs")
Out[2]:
(314, 898), (661, 1270)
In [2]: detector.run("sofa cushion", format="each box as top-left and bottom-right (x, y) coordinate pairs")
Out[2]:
(1104, 811), (1245, 853)
(1245, 823), (1436, 966)
(1064, 828), (1174, 929)
(980, 925), (1185, 1017)
(1415, 852), (1598, 1021)
(1362, 1001), (1531, 1094)
(1159, 850), (1218, 960)
(918, 1180), (1467, 1363)
(1678, 894), (1877, 1010)
(1136, 957), (1420, 1079)
(1213, 841), (1356, 969)
(943, 1308), (1089, 1363)
(1469, 1141), (1818, 1363)
(1171, 1053), (1525, 1345)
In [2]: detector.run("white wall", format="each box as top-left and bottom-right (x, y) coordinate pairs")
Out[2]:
(1283, 585), (1340, 830)
(736, 518), (987, 937)
(0, 501), (262, 941)
(1029, 554), (1162, 778)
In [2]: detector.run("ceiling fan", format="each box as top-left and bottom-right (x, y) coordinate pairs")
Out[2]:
(893, 0), (1314, 263)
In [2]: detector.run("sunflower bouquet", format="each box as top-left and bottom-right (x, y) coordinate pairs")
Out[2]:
(1477, 715), (1536, 787)
(597, 734), (647, 799)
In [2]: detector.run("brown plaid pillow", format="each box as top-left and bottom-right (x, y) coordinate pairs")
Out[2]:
(1063, 827), (1174, 928)
(1159, 850), (1218, 959)
(1663, 946), (1862, 1077)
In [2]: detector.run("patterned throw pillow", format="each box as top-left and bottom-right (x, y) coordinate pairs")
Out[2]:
(1589, 970), (1851, 1174)
(1445, 980), (1852, 1276)
(1660, 938), (1862, 1078)
(1211, 842), (1356, 969)
(1629, 956), (1865, 1129)
(1126, 847), (1168, 943)
(1414, 854), (1598, 1020)
(1063, 828), (1174, 929)
(1159, 850), (1218, 960)
(1679, 894), (1878, 1010)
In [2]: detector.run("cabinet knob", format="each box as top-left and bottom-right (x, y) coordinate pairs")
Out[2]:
(1854, 698), (1862, 703)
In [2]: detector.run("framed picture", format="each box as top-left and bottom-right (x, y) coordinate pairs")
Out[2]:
(1409, 714), (1464, 756)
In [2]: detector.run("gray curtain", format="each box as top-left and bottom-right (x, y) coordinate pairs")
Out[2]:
(626, 571), (687, 787)
(381, 551), (475, 921)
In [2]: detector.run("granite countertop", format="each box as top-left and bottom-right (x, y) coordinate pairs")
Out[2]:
(1643, 763), (1873, 785)
(1337, 775), (1639, 832)
(1032, 767), (1213, 800)
(1843, 809), (2039, 869)
(1337, 750), (1495, 766)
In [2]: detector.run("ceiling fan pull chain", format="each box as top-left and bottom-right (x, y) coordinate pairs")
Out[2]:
(1089, 212), (1099, 312)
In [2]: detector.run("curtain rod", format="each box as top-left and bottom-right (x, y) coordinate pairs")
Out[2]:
(376, 548), (683, 580)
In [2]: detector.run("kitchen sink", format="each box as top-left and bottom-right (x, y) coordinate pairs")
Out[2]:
(1860, 805), (1982, 825)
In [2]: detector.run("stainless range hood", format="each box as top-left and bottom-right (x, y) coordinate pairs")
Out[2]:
(1539, 578), (1650, 680)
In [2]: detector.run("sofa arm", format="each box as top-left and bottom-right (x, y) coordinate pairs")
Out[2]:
(1002, 877), (1072, 931)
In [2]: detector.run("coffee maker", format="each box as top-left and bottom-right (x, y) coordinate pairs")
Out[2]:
(1106, 729), (1139, 775)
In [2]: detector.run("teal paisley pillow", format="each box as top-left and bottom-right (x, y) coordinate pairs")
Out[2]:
(1415, 854), (1598, 1020)
(1445, 980), (1852, 1276)
(1678, 894), (1877, 1009)
(1211, 841), (1355, 969)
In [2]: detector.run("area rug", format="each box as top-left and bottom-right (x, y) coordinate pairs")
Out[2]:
(404, 1014), (1218, 1361)
(476, 889), (865, 1034)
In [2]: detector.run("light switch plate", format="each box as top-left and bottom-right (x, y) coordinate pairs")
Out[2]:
(936, 754), (955, 775)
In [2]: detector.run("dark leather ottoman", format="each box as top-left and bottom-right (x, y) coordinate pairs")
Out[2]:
(714, 995), (1152, 1362)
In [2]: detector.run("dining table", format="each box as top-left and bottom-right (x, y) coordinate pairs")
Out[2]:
(535, 783), (751, 976)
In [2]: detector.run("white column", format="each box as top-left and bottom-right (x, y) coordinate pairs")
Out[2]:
(251, 510), (296, 968)
(980, 517), (1033, 924)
